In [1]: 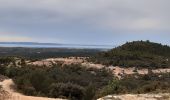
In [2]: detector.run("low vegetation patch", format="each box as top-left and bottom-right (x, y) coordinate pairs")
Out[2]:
(96, 73), (170, 98)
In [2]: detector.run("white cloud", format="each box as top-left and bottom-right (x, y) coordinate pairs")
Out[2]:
(0, 0), (170, 44)
(0, 0), (169, 31)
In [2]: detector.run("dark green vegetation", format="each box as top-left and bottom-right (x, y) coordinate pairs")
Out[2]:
(97, 72), (170, 98)
(0, 63), (170, 100)
(0, 47), (101, 59)
(91, 41), (170, 68)
(0, 63), (113, 100)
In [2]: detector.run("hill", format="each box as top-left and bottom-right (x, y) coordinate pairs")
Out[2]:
(91, 41), (170, 68)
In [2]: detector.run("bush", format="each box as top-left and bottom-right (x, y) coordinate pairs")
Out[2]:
(0, 66), (6, 75)
(97, 79), (121, 98)
(30, 70), (52, 93)
(48, 83), (85, 100)
(84, 84), (96, 100)
(22, 86), (36, 96)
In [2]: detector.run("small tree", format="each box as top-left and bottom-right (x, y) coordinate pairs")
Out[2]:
(84, 83), (96, 100)
(21, 59), (26, 66)
(98, 78), (121, 98)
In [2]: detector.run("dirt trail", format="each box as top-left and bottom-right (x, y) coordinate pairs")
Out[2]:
(0, 79), (64, 100)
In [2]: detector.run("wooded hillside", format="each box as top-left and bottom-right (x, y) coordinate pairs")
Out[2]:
(91, 41), (170, 68)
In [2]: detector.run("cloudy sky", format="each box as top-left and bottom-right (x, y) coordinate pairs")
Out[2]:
(0, 0), (170, 45)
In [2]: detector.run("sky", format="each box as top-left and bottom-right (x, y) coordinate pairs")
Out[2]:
(0, 0), (170, 45)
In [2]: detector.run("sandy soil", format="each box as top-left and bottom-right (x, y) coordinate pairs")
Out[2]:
(28, 57), (170, 79)
(111, 66), (170, 79)
(29, 57), (86, 67)
(0, 79), (65, 100)
(98, 93), (170, 100)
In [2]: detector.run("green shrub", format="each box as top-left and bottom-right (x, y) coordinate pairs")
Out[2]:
(23, 86), (36, 96)
(97, 79), (121, 98)
(48, 83), (85, 100)
(30, 70), (53, 94)
(84, 84), (96, 100)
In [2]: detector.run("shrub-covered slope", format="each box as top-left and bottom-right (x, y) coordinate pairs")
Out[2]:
(91, 41), (170, 68)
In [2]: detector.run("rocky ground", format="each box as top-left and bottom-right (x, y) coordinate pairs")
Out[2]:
(98, 93), (170, 100)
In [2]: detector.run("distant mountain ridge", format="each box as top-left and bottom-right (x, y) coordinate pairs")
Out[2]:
(0, 42), (112, 46)
(0, 42), (62, 45)
(0, 42), (114, 49)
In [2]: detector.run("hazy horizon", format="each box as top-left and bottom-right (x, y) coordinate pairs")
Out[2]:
(0, 0), (170, 45)
(0, 40), (169, 46)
